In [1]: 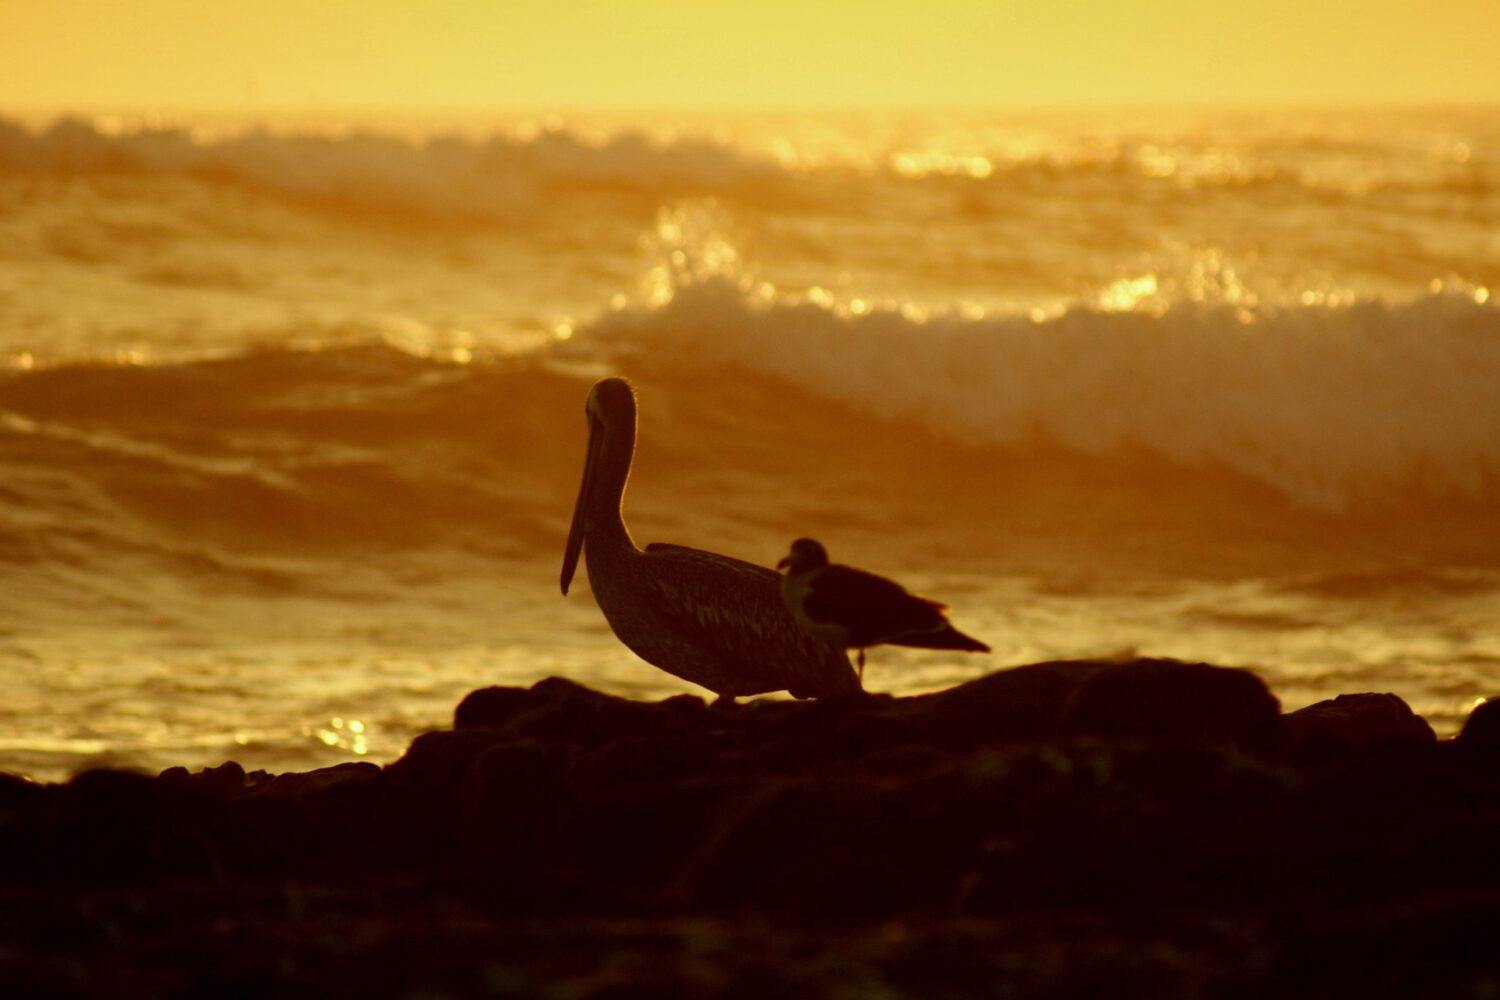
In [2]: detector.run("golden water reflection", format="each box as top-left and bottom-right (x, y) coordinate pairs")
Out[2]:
(306, 717), (370, 756)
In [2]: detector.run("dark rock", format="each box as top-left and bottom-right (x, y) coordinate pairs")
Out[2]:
(897, 660), (1107, 749)
(576, 733), (722, 792)
(251, 760), (382, 799)
(659, 692), (715, 723)
(1058, 659), (1286, 758)
(456, 676), (710, 747)
(453, 684), (533, 728)
(0, 773), (47, 881)
(669, 772), (904, 912)
(5, 666), (1498, 998)
(730, 690), (885, 767)
(452, 739), (572, 883)
(0, 771), (44, 811)
(951, 740), (1293, 911)
(386, 727), (516, 797)
(382, 727), (523, 864)
(160, 759), (251, 797)
(51, 769), (227, 881)
(575, 775), (752, 905)
(726, 663), (1102, 769)
(1285, 693), (1437, 758)
(1456, 697), (1500, 767)
(220, 763), (386, 878)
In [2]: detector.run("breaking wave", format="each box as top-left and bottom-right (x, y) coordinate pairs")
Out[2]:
(0, 116), (791, 222)
(578, 278), (1500, 511)
(3, 113), (1490, 226)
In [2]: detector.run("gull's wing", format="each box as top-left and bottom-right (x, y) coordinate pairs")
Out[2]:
(802, 564), (949, 647)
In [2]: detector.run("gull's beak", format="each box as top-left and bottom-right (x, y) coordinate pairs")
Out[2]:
(776, 554), (792, 571)
(561, 411), (602, 595)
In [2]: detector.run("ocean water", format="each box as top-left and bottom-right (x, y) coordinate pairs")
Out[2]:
(1, 107), (1497, 781)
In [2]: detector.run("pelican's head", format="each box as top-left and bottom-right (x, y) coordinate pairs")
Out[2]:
(585, 376), (637, 429)
(777, 537), (829, 575)
(562, 377), (638, 595)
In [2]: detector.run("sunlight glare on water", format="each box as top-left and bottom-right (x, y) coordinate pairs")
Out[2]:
(0, 105), (1496, 779)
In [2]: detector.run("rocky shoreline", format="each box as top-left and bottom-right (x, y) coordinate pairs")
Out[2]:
(4, 659), (1499, 998)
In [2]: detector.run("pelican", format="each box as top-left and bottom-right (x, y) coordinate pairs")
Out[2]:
(777, 537), (990, 679)
(561, 378), (860, 699)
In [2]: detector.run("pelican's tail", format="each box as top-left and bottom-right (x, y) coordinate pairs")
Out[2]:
(885, 623), (990, 654)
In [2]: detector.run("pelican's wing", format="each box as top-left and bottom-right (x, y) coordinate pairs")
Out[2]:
(644, 542), (774, 580)
(641, 543), (858, 697)
(802, 565), (949, 647)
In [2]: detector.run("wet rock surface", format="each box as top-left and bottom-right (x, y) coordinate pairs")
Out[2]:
(3, 660), (1500, 998)
(1285, 692), (1438, 758)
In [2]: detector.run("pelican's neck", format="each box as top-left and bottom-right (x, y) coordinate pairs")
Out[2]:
(587, 411), (638, 554)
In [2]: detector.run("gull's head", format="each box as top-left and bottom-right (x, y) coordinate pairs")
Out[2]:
(777, 537), (829, 575)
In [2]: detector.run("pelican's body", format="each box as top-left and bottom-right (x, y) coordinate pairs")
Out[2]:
(777, 538), (990, 677)
(561, 379), (859, 699)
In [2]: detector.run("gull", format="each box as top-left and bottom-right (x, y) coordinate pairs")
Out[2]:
(778, 537), (989, 679)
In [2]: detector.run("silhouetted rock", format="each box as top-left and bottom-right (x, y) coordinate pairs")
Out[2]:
(252, 760), (382, 798)
(0, 770), (43, 811)
(4, 662), (1500, 999)
(381, 727), (522, 866)
(452, 683), (534, 728)
(456, 676), (710, 747)
(211, 762), (386, 878)
(47, 768), (227, 881)
(1058, 659), (1286, 757)
(159, 760), (274, 799)
(1457, 697), (1500, 767)
(898, 660), (1106, 748)
(1285, 692), (1437, 758)
(453, 739), (571, 871)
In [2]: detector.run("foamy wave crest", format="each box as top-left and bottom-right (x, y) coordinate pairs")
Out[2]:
(579, 279), (1500, 509)
(0, 117), (788, 221)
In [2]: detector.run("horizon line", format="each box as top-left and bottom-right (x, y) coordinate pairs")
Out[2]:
(4, 97), (1498, 119)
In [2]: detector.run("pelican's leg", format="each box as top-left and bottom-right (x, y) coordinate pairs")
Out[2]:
(856, 648), (866, 682)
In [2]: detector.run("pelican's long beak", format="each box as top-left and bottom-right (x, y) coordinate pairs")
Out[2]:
(561, 412), (602, 595)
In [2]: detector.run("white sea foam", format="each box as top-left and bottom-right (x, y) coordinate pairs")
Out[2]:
(5, 112), (1489, 226)
(581, 276), (1500, 510)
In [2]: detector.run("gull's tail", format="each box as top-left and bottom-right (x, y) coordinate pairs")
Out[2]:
(884, 623), (990, 654)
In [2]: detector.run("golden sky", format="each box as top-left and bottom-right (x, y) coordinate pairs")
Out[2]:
(3, 0), (1497, 111)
